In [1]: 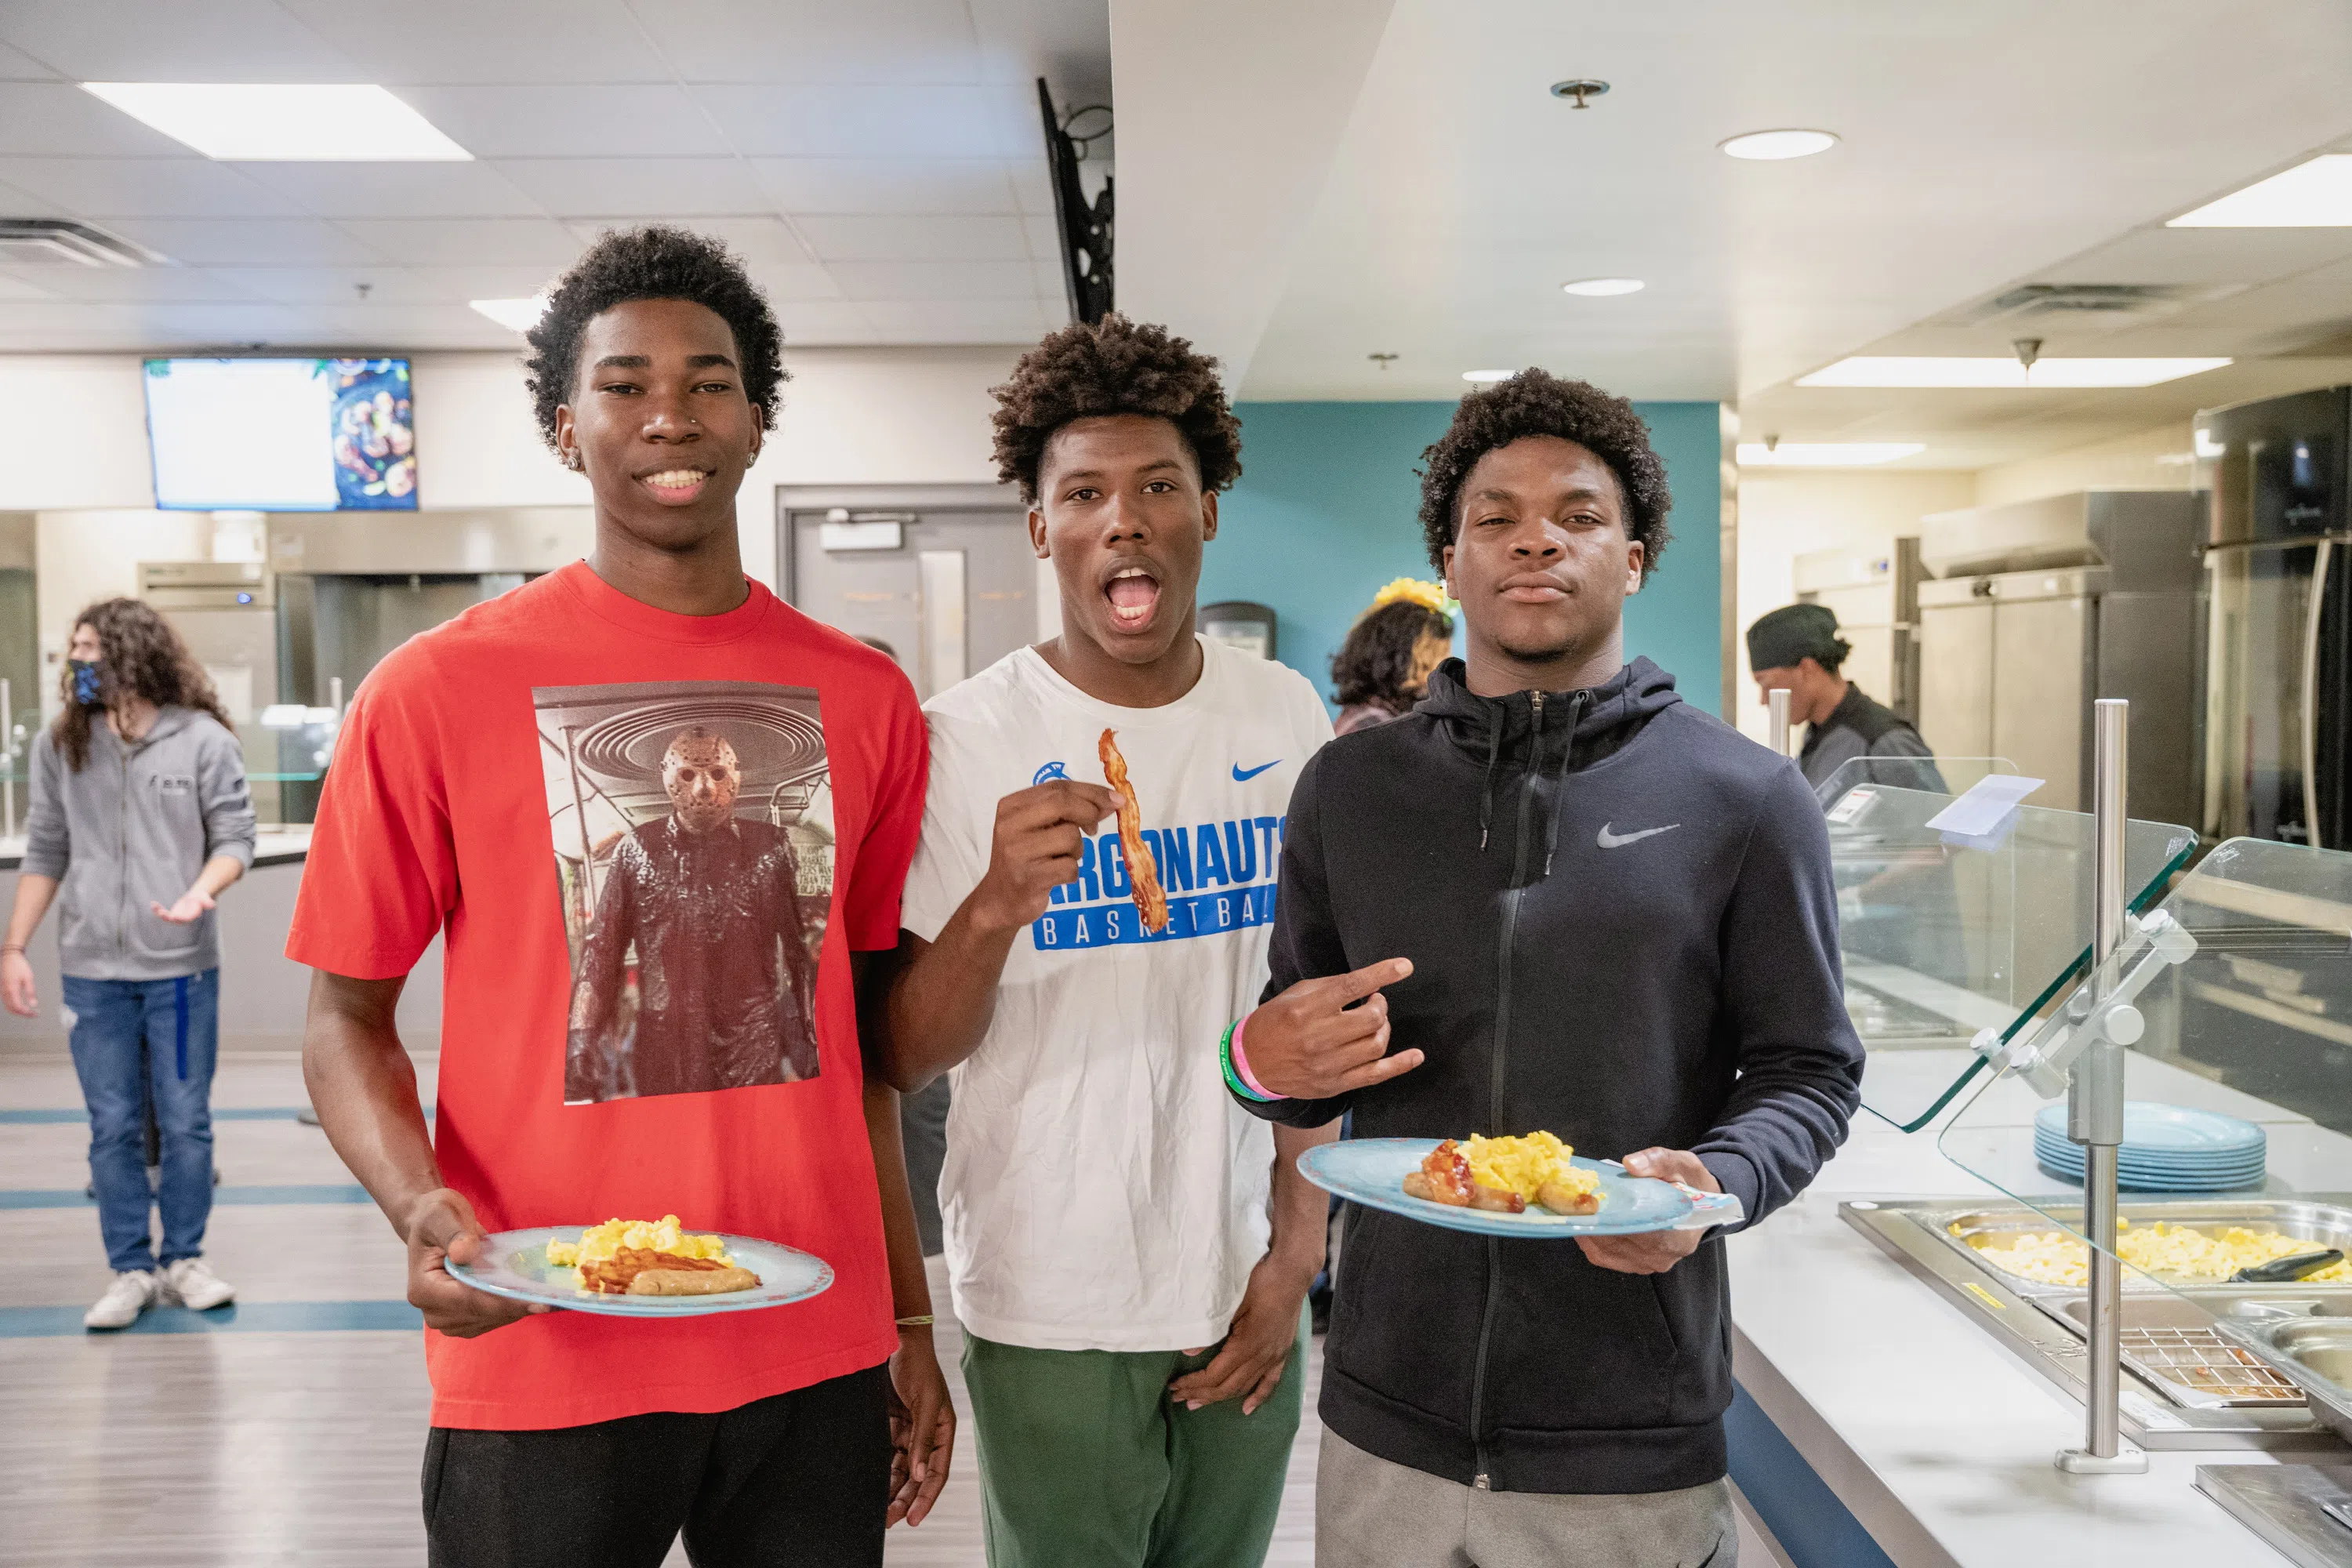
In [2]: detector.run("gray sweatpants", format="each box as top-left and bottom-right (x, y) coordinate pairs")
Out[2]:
(1316, 1429), (1735, 1568)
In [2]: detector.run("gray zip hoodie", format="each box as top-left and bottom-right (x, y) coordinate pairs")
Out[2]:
(22, 706), (258, 980)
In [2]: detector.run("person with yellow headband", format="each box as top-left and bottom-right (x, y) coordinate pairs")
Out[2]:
(1330, 579), (1455, 736)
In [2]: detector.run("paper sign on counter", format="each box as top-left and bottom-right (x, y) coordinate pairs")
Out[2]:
(1925, 774), (2045, 852)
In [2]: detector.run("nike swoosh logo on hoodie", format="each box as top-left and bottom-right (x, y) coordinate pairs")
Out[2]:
(1596, 822), (1680, 849)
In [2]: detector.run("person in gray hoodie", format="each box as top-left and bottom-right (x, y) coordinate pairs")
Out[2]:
(1, 597), (257, 1330)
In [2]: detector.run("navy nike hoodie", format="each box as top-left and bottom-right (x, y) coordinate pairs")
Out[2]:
(1243, 655), (1863, 1494)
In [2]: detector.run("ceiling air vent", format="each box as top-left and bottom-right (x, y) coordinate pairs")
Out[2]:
(0, 218), (154, 267)
(1933, 281), (2238, 330)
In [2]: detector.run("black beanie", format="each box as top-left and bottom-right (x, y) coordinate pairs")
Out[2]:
(1747, 602), (1849, 673)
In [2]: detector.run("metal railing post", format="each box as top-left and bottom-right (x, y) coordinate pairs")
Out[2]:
(2058, 697), (2147, 1473)
(1768, 687), (1792, 759)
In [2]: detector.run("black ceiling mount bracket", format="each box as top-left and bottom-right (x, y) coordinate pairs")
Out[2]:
(1038, 78), (1113, 325)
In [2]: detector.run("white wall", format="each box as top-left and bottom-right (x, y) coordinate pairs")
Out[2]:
(1732, 468), (1976, 740)
(5, 345), (1022, 681)
(1972, 421), (2197, 507)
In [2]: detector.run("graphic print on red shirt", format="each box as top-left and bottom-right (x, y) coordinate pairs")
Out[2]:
(287, 563), (925, 1430)
(541, 681), (833, 1103)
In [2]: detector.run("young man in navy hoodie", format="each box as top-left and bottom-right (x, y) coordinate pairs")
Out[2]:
(1234, 370), (1864, 1566)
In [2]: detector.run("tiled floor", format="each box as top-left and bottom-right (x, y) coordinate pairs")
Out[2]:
(0, 1050), (1321, 1567)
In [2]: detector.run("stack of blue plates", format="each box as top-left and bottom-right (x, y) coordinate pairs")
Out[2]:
(2033, 1102), (2267, 1192)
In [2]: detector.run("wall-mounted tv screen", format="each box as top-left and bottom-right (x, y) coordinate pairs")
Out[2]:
(144, 357), (416, 511)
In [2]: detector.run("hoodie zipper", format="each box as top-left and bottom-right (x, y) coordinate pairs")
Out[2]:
(1467, 692), (1544, 1488)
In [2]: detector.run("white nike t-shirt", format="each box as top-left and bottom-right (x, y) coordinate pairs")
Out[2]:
(900, 638), (1334, 1351)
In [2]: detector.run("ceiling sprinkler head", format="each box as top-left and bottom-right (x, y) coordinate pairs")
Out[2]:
(1367, 352), (1399, 370)
(2013, 337), (2043, 372)
(1764, 433), (1780, 452)
(1549, 78), (1610, 109)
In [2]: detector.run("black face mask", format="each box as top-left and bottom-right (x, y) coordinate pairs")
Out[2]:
(69, 659), (103, 707)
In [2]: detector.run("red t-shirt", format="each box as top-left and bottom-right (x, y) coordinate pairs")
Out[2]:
(287, 561), (926, 1430)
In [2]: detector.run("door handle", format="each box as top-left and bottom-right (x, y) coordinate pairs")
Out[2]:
(2303, 539), (2333, 851)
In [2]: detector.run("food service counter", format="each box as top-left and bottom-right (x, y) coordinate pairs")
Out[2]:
(1731, 1045), (2340, 1566)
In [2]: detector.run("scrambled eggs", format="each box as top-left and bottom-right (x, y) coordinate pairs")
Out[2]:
(1461, 1132), (1602, 1208)
(545, 1216), (733, 1273)
(1967, 1219), (2352, 1289)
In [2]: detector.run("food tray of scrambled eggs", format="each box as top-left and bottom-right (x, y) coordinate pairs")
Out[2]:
(445, 1216), (834, 1318)
(1298, 1135), (1745, 1238)
(1967, 1218), (2352, 1292)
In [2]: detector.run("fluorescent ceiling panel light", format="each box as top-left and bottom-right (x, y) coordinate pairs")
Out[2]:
(1737, 442), (1923, 466)
(1461, 368), (1515, 383)
(2170, 154), (2352, 227)
(1562, 277), (1644, 296)
(470, 295), (549, 332)
(1719, 129), (1838, 161)
(1796, 356), (2230, 389)
(81, 82), (470, 162)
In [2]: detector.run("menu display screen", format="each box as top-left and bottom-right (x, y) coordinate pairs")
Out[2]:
(144, 356), (417, 511)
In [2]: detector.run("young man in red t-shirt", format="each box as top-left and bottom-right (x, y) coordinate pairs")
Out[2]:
(292, 227), (953, 1567)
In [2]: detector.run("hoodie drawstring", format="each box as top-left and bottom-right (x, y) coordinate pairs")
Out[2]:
(1476, 717), (1505, 851)
(1541, 690), (1592, 877)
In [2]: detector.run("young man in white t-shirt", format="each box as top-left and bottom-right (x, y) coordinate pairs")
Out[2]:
(884, 314), (1336, 1567)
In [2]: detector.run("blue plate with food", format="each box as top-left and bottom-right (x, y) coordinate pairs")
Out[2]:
(445, 1215), (833, 1317)
(1298, 1135), (1746, 1239)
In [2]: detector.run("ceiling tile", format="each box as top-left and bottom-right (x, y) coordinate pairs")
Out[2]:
(0, 0), (356, 81)
(492, 158), (769, 219)
(744, 261), (845, 301)
(273, 0), (670, 85)
(0, 41), (60, 79)
(2036, 227), (2352, 289)
(771, 300), (879, 344)
(751, 158), (1017, 216)
(395, 85), (732, 159)
(563, 215), (815, 263)
(305, 303), (526, 347)
(407, 263), (586, 300)
(207, 266), (445, 306)
(0, 82), (203, 157)
(0, 296), (314, 343)
(2, 265), (269, 304)
(1008, 158), (1057, 216)
(858, 297), (1053, 343)
(0, 157), (303, 219)
(633, 0), (978, 85)
(795, 213), (1029, 262)
(691, 84), (1025, 160)
(826, 259), (1044, 301)
(103, 217), (386, 267)
(1021, 212), (1058, 257)
(0, 269), (53, 301)
(332, 218), (583, 267)
(233, 162), (549, 220)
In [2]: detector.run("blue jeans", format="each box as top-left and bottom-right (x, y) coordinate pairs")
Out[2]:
(63, 971), (220, 1274)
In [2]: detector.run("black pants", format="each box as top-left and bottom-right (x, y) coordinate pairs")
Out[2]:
(423, 1365), (891, 1568)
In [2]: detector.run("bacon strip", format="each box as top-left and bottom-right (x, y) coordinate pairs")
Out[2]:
(579, 1247), (740, 1294)
(1099, 728), (1169, 933)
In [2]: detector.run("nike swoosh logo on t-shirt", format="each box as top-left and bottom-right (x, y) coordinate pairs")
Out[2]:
(1596, 822), (1680, 849)
(1232, 760), (1281, 782)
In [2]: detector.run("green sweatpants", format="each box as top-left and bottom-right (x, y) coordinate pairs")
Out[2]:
(960, 1305), (1308, 1568)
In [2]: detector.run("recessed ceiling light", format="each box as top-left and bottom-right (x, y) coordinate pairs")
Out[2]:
(1562, 277), (1644, 296)
(1796, 356), (2230, 389)
(2170, 154), (2352, 227)
(470, 296), (549, 332)
(1461, 369), (1516, 383)
(1737, 442), (1924, 466)
(82, 83), (471, 162)
(1719, 129), (1838, 162)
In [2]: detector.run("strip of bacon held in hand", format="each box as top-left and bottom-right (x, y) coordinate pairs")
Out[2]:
(1402, 1139), (1526, 1213)
(1099, 728), (1170, 933)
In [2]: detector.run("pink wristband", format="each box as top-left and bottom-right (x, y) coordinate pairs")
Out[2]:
(1229, 1011), (1284, 1101)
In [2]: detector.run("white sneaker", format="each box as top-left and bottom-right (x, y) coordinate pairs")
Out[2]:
(85, 1269), (158, 1330)
(161, 1258), (236, 1312)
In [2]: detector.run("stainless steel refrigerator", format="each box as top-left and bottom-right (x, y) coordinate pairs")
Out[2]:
(2198, 386), (2352, 848)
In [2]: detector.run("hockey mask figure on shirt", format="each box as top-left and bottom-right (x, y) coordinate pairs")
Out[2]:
(662, 727), (742, 834)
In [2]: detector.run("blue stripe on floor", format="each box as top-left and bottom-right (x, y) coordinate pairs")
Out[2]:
(0, 1300), (422, 1337)
(0, 1106), (311, 1124)
(0, 1183), (372, 1208)
(1726, 1381), (1898, 1568)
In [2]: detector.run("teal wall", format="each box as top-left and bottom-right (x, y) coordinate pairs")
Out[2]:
(1203, 400), (1725, 717)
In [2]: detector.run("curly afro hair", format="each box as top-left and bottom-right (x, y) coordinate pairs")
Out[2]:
(1417, 368), (1671, 578)
(990, 314), (1242, 503)
(523, 226), (786, 451)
